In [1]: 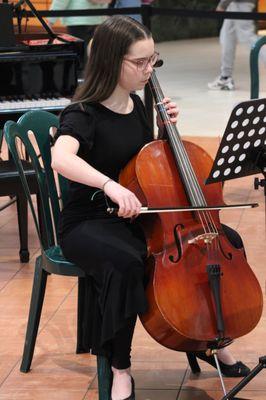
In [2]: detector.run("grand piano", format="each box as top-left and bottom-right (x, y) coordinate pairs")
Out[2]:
(0, 1), (84, 136)
(0, 1), (84, 262)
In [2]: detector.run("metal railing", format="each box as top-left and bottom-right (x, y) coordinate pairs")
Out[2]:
(250, 35), (266, 99)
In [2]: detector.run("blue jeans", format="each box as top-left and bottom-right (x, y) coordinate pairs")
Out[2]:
(115, 0), (142, 22)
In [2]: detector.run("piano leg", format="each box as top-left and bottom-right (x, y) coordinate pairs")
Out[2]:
(16, 192), (30, 263)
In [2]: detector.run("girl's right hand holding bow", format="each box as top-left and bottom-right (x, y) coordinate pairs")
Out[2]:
(103, 179), (142, 218)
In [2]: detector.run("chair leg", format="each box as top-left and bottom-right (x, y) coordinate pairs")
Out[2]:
(97, 355), (112, 400)
(20, 257), (48, 373)
(16, 193), (29, 263)
(76, 277), (87, 354)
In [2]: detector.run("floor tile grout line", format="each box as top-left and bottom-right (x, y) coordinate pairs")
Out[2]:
(0, 247), (41, 294)
(0, 209), (15, 230)
(175, 363), (190, 400)
(0, 278), (80, 390)
(0, 359), (26, 390)
(86, 373), (98, 396)
(0, 263), (27, 293)
(28, 276), (79, 337)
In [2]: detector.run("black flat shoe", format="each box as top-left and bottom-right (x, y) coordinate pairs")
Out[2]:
(186, 351), (250, 377)
(111, 376), (135, 400)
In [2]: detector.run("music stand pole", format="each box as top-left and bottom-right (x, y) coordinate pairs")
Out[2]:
(254, 150), (266, 227)
(14, 0), (57, 39)
(221, 357), (266, 400)
(206, 97), (266, 400)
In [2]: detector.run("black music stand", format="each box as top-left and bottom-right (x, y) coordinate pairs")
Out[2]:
(206, 97), (266, 400)
(0, 4), (16, 48)
(14, 0), (57, 39)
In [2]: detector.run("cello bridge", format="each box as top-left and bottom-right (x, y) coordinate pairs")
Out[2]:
(188, 233), (218, 245)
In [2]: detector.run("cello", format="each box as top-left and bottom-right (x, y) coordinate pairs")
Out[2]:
(119, 69), (263, 352)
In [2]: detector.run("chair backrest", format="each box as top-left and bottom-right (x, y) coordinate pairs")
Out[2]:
(4, 110), (65, 250)
(0, 128), (3, 158)
(17, 110), (69, 216)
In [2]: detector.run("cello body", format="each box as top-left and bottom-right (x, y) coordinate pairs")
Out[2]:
(120, 139), (263, 352)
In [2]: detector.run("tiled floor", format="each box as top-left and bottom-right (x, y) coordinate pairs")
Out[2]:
(0, 37), (265, 399)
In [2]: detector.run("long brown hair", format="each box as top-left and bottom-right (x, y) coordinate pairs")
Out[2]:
(73, 16), (151, 103)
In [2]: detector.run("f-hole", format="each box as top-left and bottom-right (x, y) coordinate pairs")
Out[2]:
(169, 223), (184, 263)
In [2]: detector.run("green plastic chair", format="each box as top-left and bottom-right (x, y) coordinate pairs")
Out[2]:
(250, 35), (266, 99)
(0, 127), (3, 154)
(4, 110), (112, 399)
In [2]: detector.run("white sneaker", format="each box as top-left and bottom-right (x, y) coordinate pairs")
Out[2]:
(208, 76), (235, 91)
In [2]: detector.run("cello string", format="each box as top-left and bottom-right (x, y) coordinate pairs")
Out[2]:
(166, 115), (220, 260)
(167, 121), (218, 235)
(167, 121), (220, 265)
(150, 75), (214, 232)
(150, 73), (220, 261)
(150, 75), (208, 209)
(152, 75), (219, 239)
(150, 77), (210, 237)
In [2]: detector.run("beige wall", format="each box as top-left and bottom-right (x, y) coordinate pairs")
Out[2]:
(258, 0), (266, 29)
(26, 1), (63, 27)
(259, 0), (266, 11)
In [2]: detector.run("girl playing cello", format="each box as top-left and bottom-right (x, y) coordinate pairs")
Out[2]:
(52, 15), (250, 400)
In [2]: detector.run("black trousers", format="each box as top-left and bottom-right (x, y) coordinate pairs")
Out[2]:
(60, 216), (148, 370)
(111, 315), (137, 369)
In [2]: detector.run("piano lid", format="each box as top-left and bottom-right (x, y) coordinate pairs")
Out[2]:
(14, 33), (84, 55)
(19, 33), (84, 47)
(0, 0), (84, 55)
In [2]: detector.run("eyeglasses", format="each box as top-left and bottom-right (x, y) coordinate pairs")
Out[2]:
(123, 52), (159, 71)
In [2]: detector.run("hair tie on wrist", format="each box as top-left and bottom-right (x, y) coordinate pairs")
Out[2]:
(102, 178), (113, 191)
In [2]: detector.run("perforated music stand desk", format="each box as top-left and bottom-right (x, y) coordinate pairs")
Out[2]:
(206, 98), (266, 186)
(206, 98), (266, 400)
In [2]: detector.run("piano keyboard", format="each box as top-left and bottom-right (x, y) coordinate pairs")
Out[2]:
(0, 97), (71, 114)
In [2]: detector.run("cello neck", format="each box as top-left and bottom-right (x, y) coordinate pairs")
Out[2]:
(148, 70), (207, 207)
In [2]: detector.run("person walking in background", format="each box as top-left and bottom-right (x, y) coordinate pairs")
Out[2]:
(208, 0), (266, 90)
(48, 0), (111, 65)
(113, 0), (142, 23)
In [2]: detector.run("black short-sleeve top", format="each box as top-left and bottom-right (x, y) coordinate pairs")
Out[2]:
(55, 93), (153, 235)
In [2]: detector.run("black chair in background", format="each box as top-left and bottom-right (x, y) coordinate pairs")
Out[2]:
(0, 126), (39, 262)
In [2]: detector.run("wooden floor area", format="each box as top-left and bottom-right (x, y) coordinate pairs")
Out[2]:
(0, 135), (265, 400)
